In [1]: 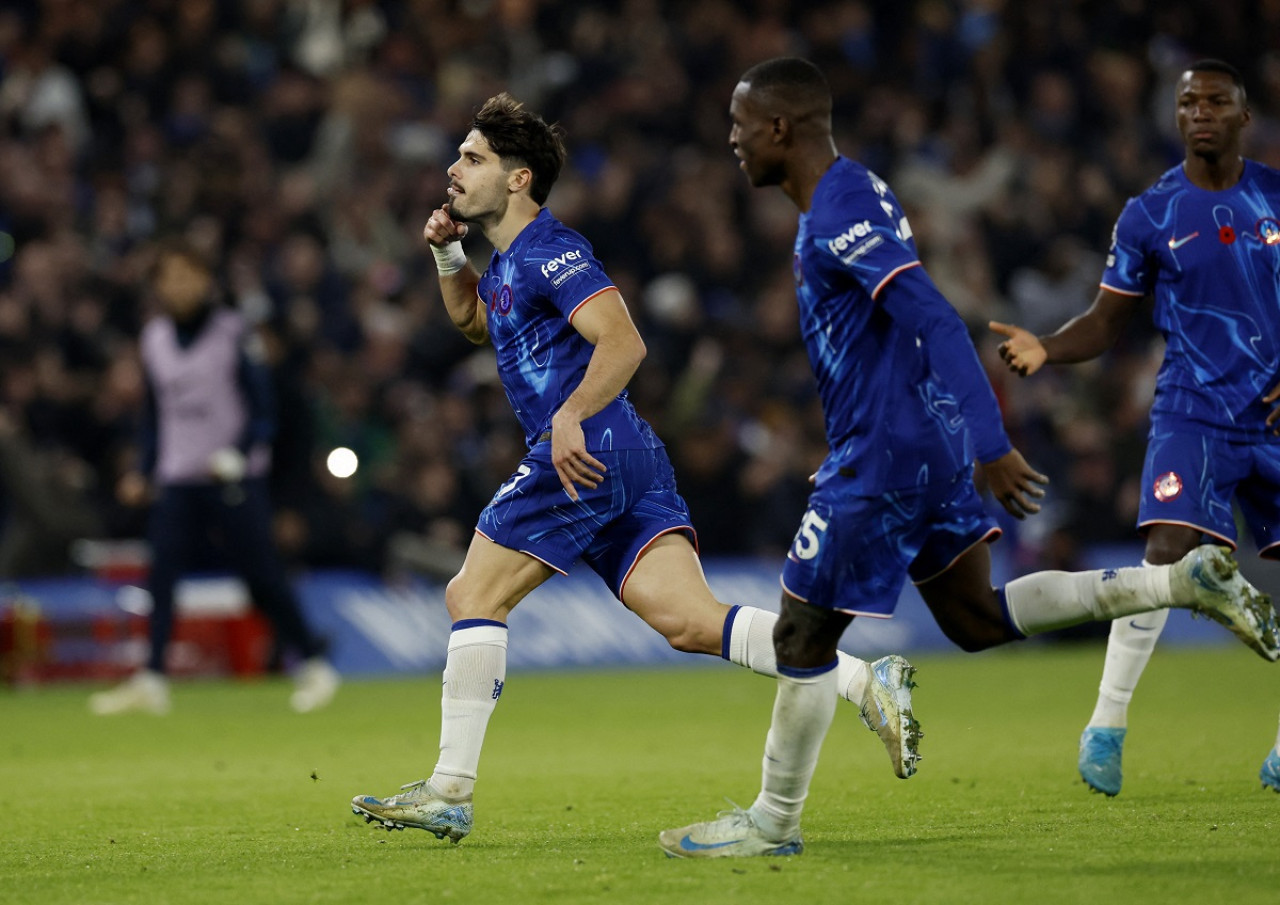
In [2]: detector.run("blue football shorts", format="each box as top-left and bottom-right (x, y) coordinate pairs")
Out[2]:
(476, 445), (696, 598)
(780, 467), (1000, 617)
(1138, 420), (1280, 558)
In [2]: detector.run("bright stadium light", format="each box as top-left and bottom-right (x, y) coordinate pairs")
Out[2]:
(326, 447), (358, 479)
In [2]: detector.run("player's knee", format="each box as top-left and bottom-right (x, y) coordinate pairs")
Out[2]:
(771, 614), (839, 668)
(443, 573), (497, 622)
(1143, 536), (1198, 566)
(442, 577), (467, 621)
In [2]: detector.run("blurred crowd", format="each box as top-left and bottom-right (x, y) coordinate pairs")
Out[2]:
(2, 0), (1279, 582)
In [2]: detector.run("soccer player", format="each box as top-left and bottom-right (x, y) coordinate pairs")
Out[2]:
(89, 240), (340, 716)
(659, 57), (1279, 859)
(349, 93), (924, 844)
(991, 59), (1280, 796)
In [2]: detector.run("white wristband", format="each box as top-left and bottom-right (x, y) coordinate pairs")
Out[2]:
(432, 242), (467, 275)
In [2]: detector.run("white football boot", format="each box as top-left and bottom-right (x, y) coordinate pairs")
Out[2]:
(659, 807), (803, 858)
(88, 670), (171, 716)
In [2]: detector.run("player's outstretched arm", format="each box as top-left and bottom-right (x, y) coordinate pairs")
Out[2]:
(549, 289), (646, 500)
(993, 287), (1139, 376)
(980, 448), (1049, 520)
(424, 204), (486, 344)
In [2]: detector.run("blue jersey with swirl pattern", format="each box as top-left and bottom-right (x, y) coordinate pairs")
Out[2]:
(794, 156), (1011, 493)
(1101, 160), (1280, 438)
(476, 207), (661, 452)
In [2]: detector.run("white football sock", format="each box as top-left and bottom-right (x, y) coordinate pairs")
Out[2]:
(429, 622), (508, 801)
(749, 664), (838, 840)
(1088, 561), (1169, 728)
(724, 605), (869, 703)
(1273, 712), (1280, 755)
(1002, 562), (1173, 636)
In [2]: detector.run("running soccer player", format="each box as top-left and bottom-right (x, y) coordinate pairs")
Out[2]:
(350, 93), (924, 844)
(660, 57), (1279, 859)
(992, 59), (1280, 797)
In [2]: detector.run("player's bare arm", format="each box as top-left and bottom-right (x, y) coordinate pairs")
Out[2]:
(990, 288), (1138, 376)
(550, 289), (646, 500)
(980, 449), (1049, 519)
(424, 204), (487, 344)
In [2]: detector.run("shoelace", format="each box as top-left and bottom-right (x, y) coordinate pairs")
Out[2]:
(389, 779), (430, 802)
(712, 801), (755, 828)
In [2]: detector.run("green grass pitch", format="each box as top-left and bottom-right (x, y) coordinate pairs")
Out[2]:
(1, 644), (1277, 905)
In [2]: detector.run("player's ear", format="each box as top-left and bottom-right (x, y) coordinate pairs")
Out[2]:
(508, 166), (533, 195)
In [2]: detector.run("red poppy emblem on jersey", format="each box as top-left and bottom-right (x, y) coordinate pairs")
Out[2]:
(1153, 471), (1183, 502)
(1219, 225), (1236, 244)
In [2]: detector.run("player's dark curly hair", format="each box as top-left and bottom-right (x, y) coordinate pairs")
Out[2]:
(471, 93), (566, 206)
(1186, 58), (1248, 104)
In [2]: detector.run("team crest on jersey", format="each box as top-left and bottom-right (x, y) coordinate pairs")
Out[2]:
(1257, 218), (1280, 245)
(1152, 471), (1182, 502)
(489, 284), (513, 316)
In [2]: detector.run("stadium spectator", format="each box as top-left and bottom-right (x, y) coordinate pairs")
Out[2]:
(0, 407), (102, 578)
(87, 239), (339, 716)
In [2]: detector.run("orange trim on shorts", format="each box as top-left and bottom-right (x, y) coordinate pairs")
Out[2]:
(780, 576), (894, 618)
(618, 525), (696, 600)
(911, 526), (1003, 586)
(472, 527), (569, 576)
(1137, 519), (1236, 551)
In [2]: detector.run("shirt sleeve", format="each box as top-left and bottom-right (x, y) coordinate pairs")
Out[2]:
(810, 181), (922, 299)
(877, 265), (1013, 464)
(1099, 198), (1151, 297)
(529, 235), (617, 322)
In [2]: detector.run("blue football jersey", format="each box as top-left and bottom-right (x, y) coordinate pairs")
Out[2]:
(794, 157), (1010, 493)
(476, 208), (661, 451)
(1102, 160), (1280, 437)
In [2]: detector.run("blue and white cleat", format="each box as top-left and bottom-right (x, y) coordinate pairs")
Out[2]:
(1078, 726), (1125, 797)
(351, 779), (472, 842)
(658, 807), (802, 859)
(1172, 545), (1279, 661)
(859, 655), (923, 779)
(1261, 749), (1280, 793)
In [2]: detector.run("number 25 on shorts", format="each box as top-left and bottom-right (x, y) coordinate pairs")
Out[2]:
(792, 509), (829, 560)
